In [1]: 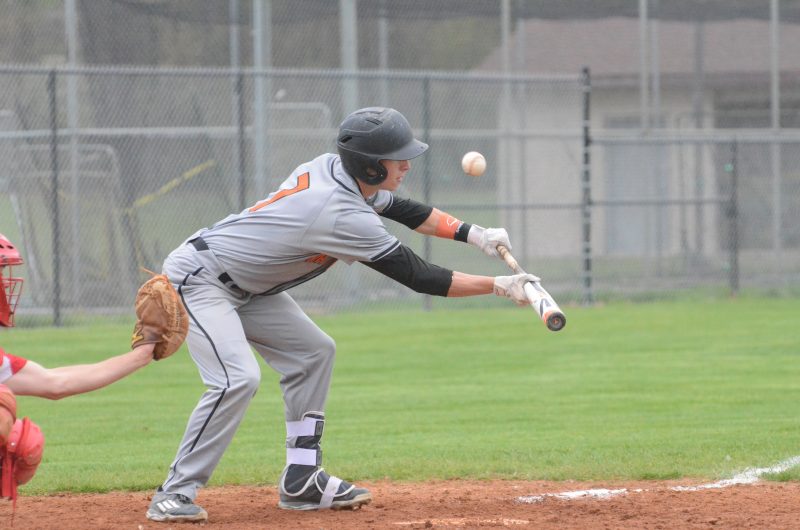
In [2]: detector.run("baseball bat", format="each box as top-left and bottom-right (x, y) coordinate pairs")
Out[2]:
(496, 245), (566, 332)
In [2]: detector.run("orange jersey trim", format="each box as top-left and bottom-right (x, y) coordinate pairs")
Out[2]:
(249, 172), (310, 212)
(305, 253), (333, 265)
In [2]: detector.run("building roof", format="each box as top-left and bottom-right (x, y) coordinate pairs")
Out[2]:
(110, 0), (800, 25)
(481, 17), (800, 86)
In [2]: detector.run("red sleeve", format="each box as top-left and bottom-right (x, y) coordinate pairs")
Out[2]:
(9, 354), (27, 373)
(0, 346), (28, 374)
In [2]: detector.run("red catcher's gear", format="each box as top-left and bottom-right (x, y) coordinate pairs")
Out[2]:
(0, 385), (16, 446)
(1, 417), (44, 506)
(0, 234), (23, 327)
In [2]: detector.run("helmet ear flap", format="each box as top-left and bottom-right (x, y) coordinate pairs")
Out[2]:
(339, 150), (388, 186)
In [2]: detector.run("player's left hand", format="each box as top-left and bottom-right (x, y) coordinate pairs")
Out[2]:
(493, 273), (540, 306)
(469, 226), (511, 258)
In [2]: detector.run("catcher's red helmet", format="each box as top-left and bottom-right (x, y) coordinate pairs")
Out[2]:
(0, 234), (23, 327)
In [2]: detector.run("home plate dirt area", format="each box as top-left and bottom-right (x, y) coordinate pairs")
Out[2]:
(2, 479), (798, 529)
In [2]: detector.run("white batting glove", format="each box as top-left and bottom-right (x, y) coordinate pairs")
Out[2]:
(493, 273), (541, 306)
(467, 225), (512, 258)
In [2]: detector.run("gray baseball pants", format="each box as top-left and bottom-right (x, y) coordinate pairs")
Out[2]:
(158, 243), (336, 500)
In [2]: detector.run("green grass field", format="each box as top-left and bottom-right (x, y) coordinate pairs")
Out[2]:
(2, 296), (800, 494)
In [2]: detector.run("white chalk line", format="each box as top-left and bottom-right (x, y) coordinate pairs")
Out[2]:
(516, 454), (800, 504)
(394, 518), (530, 527)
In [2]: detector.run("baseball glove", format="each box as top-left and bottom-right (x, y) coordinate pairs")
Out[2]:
(131, 271), (189, 360)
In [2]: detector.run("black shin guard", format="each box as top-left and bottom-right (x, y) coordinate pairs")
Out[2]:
(283, 411), (325, 494)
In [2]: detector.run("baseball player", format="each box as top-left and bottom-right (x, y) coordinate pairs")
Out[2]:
(0, 233), (159, 500)
(146, 107), (537, 523)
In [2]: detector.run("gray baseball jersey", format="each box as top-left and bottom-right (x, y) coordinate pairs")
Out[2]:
(195, 153), (400, 294)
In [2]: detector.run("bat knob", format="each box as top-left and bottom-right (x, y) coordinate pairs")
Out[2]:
(545, 313), (566, 332)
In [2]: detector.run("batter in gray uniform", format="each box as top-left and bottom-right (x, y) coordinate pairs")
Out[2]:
(146, 107), (538, 523)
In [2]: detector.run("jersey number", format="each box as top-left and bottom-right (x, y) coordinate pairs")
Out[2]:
(248, 172), (310, 212)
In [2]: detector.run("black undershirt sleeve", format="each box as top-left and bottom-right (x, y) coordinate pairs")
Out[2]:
(362, 244), (453, 297)
(380, 196), (473, 243)
(379, 197), (433, 230)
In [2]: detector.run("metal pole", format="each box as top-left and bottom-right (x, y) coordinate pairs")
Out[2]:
(422, 77), (432, 312)
(650, 0), (660, 125)
(581, 67), (593, 306)
(339, 0), (361, 304)
(770, 0), (782, 251)
(378, 0), (389, 106)
(236, 72), (247, 210)
(65, 0), (81, 304)
(651, 1), (663, 265)
(229, 0), (246, 210)
(340, 0), (359, 112)
(515, 2), (528, 261)
(500, 0), (514, 237)
(728, 141), (739, 295)
(252, 0), (272, 198)
(639, 0), (650, 130)
(692, 20), (705, 256)
(501, 0), (510, 74)
(48, 70), (62, 326)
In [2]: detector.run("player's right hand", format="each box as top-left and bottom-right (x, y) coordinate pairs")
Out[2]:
(493, 273), (540, 306)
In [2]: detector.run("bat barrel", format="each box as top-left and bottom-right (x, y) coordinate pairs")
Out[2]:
(498, 244), (567, 332)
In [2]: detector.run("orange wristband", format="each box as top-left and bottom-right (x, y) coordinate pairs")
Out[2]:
(435, 213), (462, 239)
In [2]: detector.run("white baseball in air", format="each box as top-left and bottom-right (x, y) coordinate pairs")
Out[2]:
(461, 151), (486, 177)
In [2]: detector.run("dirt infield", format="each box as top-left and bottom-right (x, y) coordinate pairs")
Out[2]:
(2, 479), (798, 529)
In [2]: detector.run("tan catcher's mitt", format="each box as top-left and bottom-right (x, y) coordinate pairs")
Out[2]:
(131, 272), (189, 360)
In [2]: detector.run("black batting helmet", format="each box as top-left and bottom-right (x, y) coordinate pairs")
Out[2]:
(336, 107), (429, 185)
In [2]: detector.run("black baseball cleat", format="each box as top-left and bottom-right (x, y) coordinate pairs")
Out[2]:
(278, 465), (372, 511)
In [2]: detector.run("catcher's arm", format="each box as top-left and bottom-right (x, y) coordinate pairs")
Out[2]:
(5, 344), (153, 400)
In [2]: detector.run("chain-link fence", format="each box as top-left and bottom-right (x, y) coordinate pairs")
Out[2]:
(591, 131), (800, 299)
(0, 66), (589, 323)
(1, 1), (799, 324)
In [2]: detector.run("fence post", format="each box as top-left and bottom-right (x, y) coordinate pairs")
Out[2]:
(728, 141), (740, 295)
(48, 69), (62, 326)
(236, 71), (247, 210)
(422, 76), (432, 311)
(581, 67), (593, 305)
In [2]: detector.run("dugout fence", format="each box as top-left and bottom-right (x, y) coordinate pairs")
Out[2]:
(0, 65), (798, 325)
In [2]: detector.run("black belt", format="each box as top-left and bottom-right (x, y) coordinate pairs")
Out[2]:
(188, 237), (241, 291)
(188, 237), (209, 251)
